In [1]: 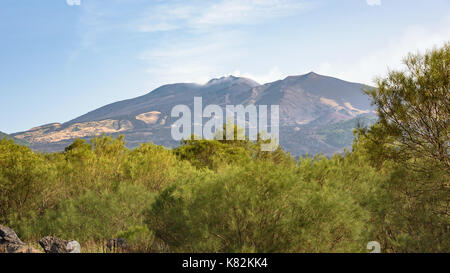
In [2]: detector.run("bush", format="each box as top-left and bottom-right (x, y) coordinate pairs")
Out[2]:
(0, 139), (55, 223)
(146, 159), (373, 252)
(17, 183), (154, 243)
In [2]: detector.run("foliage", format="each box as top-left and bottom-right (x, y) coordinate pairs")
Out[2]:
(174, 123), (296, 171)
(146, 157), (376, 252)
(0, 131), (29, 146)
(364, 43), (449, 169)
(0, 139), (54, 223)
(356, 43), (450, 252)
(0, 44), (448, 253)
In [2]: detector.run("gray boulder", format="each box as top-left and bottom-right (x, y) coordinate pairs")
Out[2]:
(66, 240), (81, 253)
(39, 236), (81, 253)
(0, 225), (41, 253)
(0, 225), (24, 245)
(39, 236), (68, 253)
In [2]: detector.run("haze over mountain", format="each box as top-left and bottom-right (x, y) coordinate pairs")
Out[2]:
(12, 72), (376, 156)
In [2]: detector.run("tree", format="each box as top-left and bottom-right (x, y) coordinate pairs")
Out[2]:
(356, 43), (450, 252)
(0, 139), (53, 223)
(364, 43), (450, 169)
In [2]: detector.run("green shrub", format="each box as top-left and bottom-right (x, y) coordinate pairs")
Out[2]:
(0, 139), (56, 223)
(146, 160), (372, 252)
(17, 183), (154, 243)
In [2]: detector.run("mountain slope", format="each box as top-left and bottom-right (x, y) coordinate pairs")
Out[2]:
(248, 72), (372, 126)
(0, 131), (29, 146)
(12, 72), (376, 156)
(69, 76), (259, 125)
(281, 114), (377, 157)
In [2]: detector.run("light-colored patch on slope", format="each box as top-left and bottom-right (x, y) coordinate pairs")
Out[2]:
(136, 111), (161, 124)
(295, 119), (314, 125)
(320, 98), (371, 117)
(320, 97), (344, 110)
(343, 102), (370, 115)
(15, 120), (133, 143)
(160, 115), (168, 125)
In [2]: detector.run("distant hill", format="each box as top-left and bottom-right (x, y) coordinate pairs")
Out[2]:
(280, 114), (377, 157)
(12, 72), (377, 156)
(0, 131), (29, 146)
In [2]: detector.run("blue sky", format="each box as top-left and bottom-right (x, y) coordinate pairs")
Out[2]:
(1, 0), (449, 133)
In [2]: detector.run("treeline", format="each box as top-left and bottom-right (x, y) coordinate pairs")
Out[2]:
(0, 44), (448, 253)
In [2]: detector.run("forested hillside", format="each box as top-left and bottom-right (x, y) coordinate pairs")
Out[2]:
(0, 131), (28, 146)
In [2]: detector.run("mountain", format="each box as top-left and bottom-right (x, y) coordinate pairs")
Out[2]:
(248, 72), (372, 126)
(281, 113), (377, 156)
(11, 72), (376, 156)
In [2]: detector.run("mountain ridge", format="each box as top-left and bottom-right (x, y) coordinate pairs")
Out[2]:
(12, 72), (377, 156)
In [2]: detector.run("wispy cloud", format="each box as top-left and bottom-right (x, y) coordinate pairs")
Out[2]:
(315, 17), (450, 85)
(366, 0), (381, 6)
(231, 67), (286, 85)
(134, 0), (313, 88)
(136, 0), (313, 33)
(71, 0), (449, 91)
(139, 29), (247, 86)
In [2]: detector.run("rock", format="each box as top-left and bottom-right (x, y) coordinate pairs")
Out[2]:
(106, 238), (130, 252)
(0, 225), (24, 245)
(39, 236), (69, 253)
(39, 236), (81, 253)
(66, 240), (81, 253)
(0, 225), (42, 253)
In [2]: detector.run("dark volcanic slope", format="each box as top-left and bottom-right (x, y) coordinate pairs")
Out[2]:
(281, 72), (372, 109)
(68, 83), (202, 125)
(12, 72), (376, 156)
(248, 72), (373, 126)
(68, 76), (259, 125)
